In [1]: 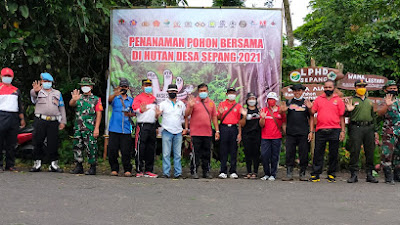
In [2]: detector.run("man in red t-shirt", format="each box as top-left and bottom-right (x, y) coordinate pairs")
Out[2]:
(217, 87), (242, 179)
(132, 79), (158, 178)
(185, 83), (220, 179)
(259, 92), (286, 181)
(309, 80), (345, 183)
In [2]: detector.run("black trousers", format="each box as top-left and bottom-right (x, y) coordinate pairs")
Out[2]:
(311, 129), (340, 176)
(242, 132), (261, 174)
(108, 131), (132, 172)
(285, 134), (309, 171)
(135, 123), (156, 173)
(348, 124), (375, 172)
(32, 117), (59, 162)
(0, 111), (19, 168)
(219, 125), (238, 174)
(190, 136), (212, 174)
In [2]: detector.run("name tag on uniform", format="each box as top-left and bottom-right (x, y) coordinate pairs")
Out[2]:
(354, 102), (360, 106)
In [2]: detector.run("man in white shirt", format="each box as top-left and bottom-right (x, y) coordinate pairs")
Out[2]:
(156, 84), (187, 178)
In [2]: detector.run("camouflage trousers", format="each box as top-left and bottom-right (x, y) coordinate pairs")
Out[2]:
(381, 134), (400, 168)
(73, 129), (97, 165)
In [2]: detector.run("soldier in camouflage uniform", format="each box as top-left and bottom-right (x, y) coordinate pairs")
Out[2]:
(69, 77), (103, 175)
(378, 80), (400, 184)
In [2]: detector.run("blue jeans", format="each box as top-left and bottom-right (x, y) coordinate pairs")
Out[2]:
(162, 130), (183, 177)
(261, 139), (282, 177)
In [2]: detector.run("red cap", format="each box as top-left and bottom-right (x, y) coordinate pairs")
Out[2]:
(1, 68), (14, 77)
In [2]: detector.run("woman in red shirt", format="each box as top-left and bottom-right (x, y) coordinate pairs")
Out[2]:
(259, 92), (286, 181)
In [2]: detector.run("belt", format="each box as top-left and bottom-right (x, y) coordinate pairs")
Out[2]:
(137, 122), (155, 126)
(35, 114), (59, 121)
(221, 124), (238, 127)
(350, 121), (372, 126)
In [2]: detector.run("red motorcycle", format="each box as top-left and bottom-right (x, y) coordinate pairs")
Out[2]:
(15, 126), (35, 158)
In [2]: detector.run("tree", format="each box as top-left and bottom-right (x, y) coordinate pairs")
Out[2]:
(295, 0), (400, 78)
(283, 0), (294, 47)
(212, 0), (244, 7)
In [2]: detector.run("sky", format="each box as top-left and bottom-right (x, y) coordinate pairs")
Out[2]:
(185, 0), (312, 30)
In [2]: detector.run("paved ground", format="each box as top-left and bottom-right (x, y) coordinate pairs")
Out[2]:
(1, 170), (400, 225)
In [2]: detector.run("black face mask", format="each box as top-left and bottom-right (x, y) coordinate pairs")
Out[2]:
(168, 92), (177, 99)
(120, 89), (128, 95)
(324, 90), (334, 96)
(387, 90), (398, 96)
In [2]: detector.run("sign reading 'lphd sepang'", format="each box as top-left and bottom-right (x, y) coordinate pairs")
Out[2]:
(289, 67), (344, 83)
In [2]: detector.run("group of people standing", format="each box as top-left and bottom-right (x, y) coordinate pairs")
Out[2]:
(1, 67), (400, 184)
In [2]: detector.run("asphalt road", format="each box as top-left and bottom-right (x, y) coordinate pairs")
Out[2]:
(1, 170), (399, 225)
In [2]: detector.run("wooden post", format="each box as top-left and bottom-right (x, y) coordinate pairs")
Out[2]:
(103, 135), (109, 160)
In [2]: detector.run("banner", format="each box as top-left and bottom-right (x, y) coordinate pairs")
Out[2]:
(107, 8), (282, 131)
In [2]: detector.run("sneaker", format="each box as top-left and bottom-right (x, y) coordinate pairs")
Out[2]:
(230, 173), (239, 179)
(327, 174), (336, 183)
(174, 175), (183, 179)
(144, 172), (158, 178)
(191, 173), (199, 179)
(268, 176), (276, 181)
(0, 167), (4, 173)
(203, 172), (213, 179)
(218, 173), (228, 179)
(160, 174), (170, 179)
(310, 175), (320, 182)
(260, 175), (269, 181)
(5, 167), (17, 172)
(136, 172), (144, 177)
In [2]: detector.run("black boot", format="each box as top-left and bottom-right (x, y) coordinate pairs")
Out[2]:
(85, 164), (96, 175)
(383, 166), (395, 185)
(347, 171), (358, 183)
(282, 167), (293, 181)
(393, 168), (400, 182)
(70, 162), (84, 174)
(299, 169), (308, 181)
(366, 170), (379, 183)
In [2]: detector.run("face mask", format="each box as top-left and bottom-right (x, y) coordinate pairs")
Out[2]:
(267, 99), (276, 107)
(388, 90), (398, 96)
(227, 94), (236, 101)
(120, 89), (127, 95)
(1, 77), (12, 84)
(324, 90), (334, 96)
(81, 86), (91, 93)
(144, 86), (152, 94)
(247, 100), (257, 106)
(42, 82), (52, 89)
(199, 92), (208, 99)
(356, 88), (366, 96)
(168, 92), (177, 99)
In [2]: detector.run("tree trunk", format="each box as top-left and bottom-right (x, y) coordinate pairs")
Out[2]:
(283, 0), (294, 47)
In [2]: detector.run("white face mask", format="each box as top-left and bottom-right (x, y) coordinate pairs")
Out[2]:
(227, 94), (236, 101)
(81, 86), (91, 93)
(1, 77), (13, 84)
(247, 100), (257, 106)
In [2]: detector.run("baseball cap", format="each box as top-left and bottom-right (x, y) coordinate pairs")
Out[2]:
(1, 68), (14, 77)
(266, 92), (279, 101)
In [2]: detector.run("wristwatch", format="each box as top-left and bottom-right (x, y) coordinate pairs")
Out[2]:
(216, 130), (220, 133)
